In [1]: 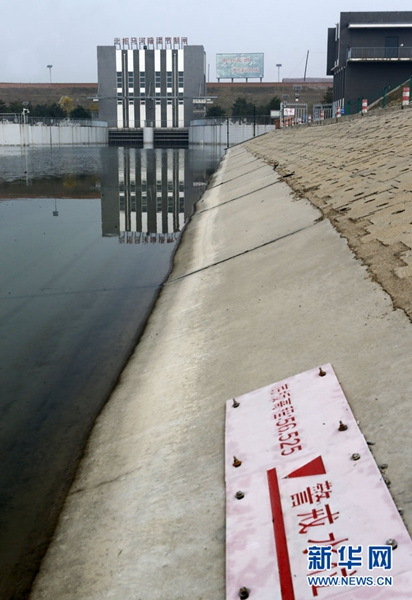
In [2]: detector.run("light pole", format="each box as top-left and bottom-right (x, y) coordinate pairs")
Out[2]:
(47, 65), (53, 84)
(276, 63), (282, 83)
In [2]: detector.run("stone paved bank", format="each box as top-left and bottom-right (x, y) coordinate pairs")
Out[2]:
(245, 106), (412, 321)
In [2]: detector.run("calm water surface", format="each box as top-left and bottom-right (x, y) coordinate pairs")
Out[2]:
(0, 145), (223, 599)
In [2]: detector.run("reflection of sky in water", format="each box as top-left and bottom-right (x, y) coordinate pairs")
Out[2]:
(0, 146), (103, 182)
(0, 145), (223, 599)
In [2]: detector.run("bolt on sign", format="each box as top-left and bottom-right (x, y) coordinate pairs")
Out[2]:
(225, 364), (412, 599)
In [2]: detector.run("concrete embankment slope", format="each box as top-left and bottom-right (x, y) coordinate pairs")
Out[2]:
(30, 113), (412, 599)
(245, 106), (412, 321)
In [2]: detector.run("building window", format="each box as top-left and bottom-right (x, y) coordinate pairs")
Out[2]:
(178, 71), (184, 87)
(155, 72), (161, 87)
(128, 72), (134, 88)
(116, 72), (122, 87)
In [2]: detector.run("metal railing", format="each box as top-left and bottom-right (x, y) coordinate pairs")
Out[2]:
(312, 104), (333, 121)
(191, 115), (274, 126)
(0, 114), (98, 127)
(348, 46), (412, 60)
(344, 74), (412, 114)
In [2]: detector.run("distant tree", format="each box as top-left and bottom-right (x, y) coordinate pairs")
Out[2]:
(8, 100), (25, 113)
(255, 104), (267, 115)
(69, 105), (92, 119)
(44, 103), (66, 117)
(0, 99), (8, 112)
(231, 97), (255, 116)
(32, 102), (65, 117)
(88, 100), (98, 114)
(267, 96), (281, 111)
(59, 96), (74, 115)
(254, 97), (280, 115)
(206, 104), (226, 117)
(321, 87), (333, 104)
(31, 104), (48, 117)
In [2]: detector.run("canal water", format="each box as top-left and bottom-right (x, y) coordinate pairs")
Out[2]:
(0, 145), (223, 600)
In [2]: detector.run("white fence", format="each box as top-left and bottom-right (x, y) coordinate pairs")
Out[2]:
(0, 121), (108, 146)
(189, 119), (275, 146)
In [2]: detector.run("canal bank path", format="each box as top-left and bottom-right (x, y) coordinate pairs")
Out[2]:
(30, 106), (412, 599)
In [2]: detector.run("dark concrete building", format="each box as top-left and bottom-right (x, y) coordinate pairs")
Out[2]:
(327, 12), (412, 113)
(97, 37), (206, 144)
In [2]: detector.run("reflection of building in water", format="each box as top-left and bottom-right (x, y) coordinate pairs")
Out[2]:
(100, 148), (213, 243)
(118, 148), (184, 244)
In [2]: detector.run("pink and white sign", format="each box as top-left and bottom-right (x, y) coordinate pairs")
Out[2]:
(225, 364), (412, 599)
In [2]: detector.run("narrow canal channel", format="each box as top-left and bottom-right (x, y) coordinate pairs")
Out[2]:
(0, 145), (223, 600)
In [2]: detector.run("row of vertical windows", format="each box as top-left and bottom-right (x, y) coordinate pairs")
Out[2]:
(119, 71), (182, 91)
(118, 96), (183, 104)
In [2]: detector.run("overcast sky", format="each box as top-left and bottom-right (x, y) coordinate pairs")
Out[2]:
(1, 1), (412, 84)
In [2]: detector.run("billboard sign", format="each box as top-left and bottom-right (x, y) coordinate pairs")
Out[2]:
(216, 53), (264, 79)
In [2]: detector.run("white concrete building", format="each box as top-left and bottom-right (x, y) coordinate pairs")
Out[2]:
(97, 37), (206, 144)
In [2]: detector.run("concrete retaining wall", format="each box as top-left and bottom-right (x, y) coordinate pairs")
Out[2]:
(0, 122), (108, 146)
(189, 121), (275, 146)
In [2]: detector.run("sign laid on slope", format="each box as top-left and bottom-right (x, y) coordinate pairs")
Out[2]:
(225, 364), (412, 599)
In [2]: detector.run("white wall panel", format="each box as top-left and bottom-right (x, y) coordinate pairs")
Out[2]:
(140, 102), (146, 127)
(155, 102), (161, 127)
(116, 49), (122, 72)
(139, 49), (145, 71)
(166, 49), (172, 72)
(127, 50), (134, 72)
(166, 104), (173, 127)
(155, 49), (161, 71)
(129, 102), (135, 128)
(178, 103), (184, 127)
(178, 49), (184, 71)
(117, 103), (123, 128)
